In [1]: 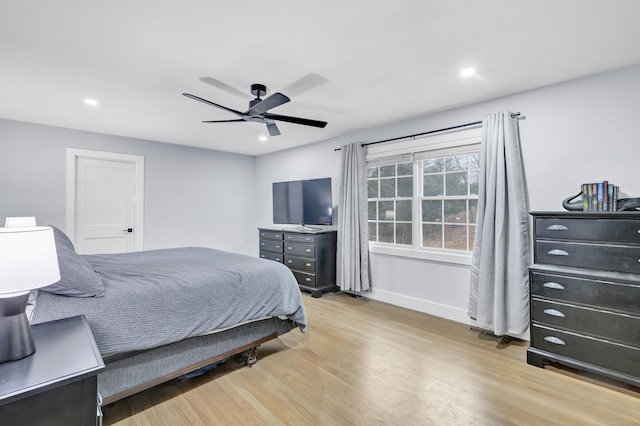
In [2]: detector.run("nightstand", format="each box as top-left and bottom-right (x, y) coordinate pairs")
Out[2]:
(0, 315), (105, 425)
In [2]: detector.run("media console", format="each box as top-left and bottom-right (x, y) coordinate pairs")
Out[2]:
(258, 228), (338, 298)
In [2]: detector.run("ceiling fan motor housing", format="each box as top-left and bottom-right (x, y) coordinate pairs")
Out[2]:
(250, 83), (267, 98)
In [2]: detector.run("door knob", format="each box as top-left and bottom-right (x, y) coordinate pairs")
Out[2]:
(122, 228), (133, 233)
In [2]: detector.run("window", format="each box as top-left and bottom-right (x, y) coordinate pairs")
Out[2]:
(366, 128), (481, 257)
(367, 161), (413, 245)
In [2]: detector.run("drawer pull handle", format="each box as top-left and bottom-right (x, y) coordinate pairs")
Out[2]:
(287, 247), (292, 250)
(260, 242), (265, 246)
(275, 245), (281, 249)
(546, 224), (568, 231)
(543, 309), (565, 317)
(306, 249), (312, 253)
(548, 249), (569, 256)
(543, 282), (565, 290)
(306, 263), (312, 267)
(305, 278), (312, 282)
(544, 336), (566, 345)
(287, 260), (293, 264)
(276, 258), (281, 261)
(305, 237), (312, 241)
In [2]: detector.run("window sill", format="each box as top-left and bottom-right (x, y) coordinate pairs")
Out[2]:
(368, 243), (472, 266)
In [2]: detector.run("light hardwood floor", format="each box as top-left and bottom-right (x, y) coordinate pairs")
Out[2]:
(103, 292), (640, 425)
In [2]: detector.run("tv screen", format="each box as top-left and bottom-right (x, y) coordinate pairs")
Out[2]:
(273, 178), (332, 226)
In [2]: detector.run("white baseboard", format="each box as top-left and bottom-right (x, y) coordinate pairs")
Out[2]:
(363, 288), (472, 325)
(362, 288), (530, 341)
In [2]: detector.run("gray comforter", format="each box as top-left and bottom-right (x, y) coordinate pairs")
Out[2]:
(31, 247), (307, 357)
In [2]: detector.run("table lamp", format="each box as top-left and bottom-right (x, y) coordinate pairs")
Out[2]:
(0, 226), (60, 363)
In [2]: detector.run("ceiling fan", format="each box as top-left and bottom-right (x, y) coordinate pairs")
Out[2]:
(183, 83), (328, 136)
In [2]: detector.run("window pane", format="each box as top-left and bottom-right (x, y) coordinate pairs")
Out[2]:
(380, 165), (396, 177)
(445, 171), (468, 196)
(368, 201), (377, 219)
(423, 158), (443, 173)
(422, 200), (442, 222)
(469, 170), (479, 195)
(367, 180), (379, 198)
(469, 199), (478, 223)
(368, 222), (378, 242)
(397, 162), (413, 176)
(397, 176), (413, 197)
(423, 174), (443, 196)
(379, 223), (394, 243)
(379, 201), (394, 220)
(396, 223), (412, 245)
(446, 155), (469, 171)
(469, 153), (480, 170)
(422, 224), (442, 248)
(396, 200), (412, 221)
(469, 225), (476, 249)
(380, 178), (396, 198)
(367, 167), (379, 178)
(444, 225), (467, 250)
(444, 200), (467, 223)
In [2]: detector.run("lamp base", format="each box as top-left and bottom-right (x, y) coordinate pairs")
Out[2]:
(0, 292), (36, 363)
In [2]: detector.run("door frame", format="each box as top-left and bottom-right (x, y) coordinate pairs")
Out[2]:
(66, 148), (145, 251)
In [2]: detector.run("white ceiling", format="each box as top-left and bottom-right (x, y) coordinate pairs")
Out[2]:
(1, 1), (640, 156)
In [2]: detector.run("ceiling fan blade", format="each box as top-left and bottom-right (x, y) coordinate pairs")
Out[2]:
(202, 119), (246, 123)
(182, 93), (244, 117)
(246, 92), (290, 116)
(263, 113), (327, 128)
(283, 73), (329, 97)
(199, 77), (251, 100)
(266, 122), (281, 136)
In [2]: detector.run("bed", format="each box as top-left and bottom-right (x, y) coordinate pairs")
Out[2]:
(29, 227), (307, 405)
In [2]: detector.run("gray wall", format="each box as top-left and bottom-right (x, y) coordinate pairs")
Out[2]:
(0, 119), (258, 255)
(256, 64), (640, 324)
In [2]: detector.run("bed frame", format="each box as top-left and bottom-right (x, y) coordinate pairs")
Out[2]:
(99, 317), (296, 405)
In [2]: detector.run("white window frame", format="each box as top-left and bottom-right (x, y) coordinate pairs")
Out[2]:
(366, 126), (482, 265)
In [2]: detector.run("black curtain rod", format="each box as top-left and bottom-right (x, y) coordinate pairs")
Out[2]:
(334, 112), (521, 151)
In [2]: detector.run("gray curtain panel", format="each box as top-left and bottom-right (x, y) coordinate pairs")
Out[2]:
(468, 111), (530, 335)
(337, 142), (371, 293)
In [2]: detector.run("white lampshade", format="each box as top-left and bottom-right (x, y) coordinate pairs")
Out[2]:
(4, 216), (37, 227)
(0, 226), (60, 296)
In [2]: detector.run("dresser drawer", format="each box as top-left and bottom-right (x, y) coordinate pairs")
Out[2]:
(259, 230), (284, 241)
(285, 242), (315, 257)
(284, 256), (316, 273)
(535, 217), (640, 244)
(259, 251), (283, 262)
(292, 271), (316, 287)
(284, 233), (316, 243)
(532, 299), (640, 345)
(259, 239), (284, 253)
(531, 325), (640, 378)
(530, 271), (640, 314)
(536, 240), (640, 274)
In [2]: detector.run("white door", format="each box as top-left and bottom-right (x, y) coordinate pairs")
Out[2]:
(66, 149), (144, 254)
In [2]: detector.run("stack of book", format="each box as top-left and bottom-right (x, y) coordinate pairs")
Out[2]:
(582, 181), (619, 211)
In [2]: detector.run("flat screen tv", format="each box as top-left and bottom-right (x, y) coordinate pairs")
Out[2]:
(273, 178), (332, 226)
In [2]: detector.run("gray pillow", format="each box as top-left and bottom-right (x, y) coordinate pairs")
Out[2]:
(41, 226), (105, 297)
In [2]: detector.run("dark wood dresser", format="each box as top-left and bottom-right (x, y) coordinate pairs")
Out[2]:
(528, 211), (640, 387)
(0, 315), (105, 425)
(259, 228), (337, 298)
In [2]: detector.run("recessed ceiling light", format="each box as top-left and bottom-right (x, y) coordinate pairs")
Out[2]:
(84, 98), (99, 106)
(259, 135), (268, 142)
(460, 68), (476, 78)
